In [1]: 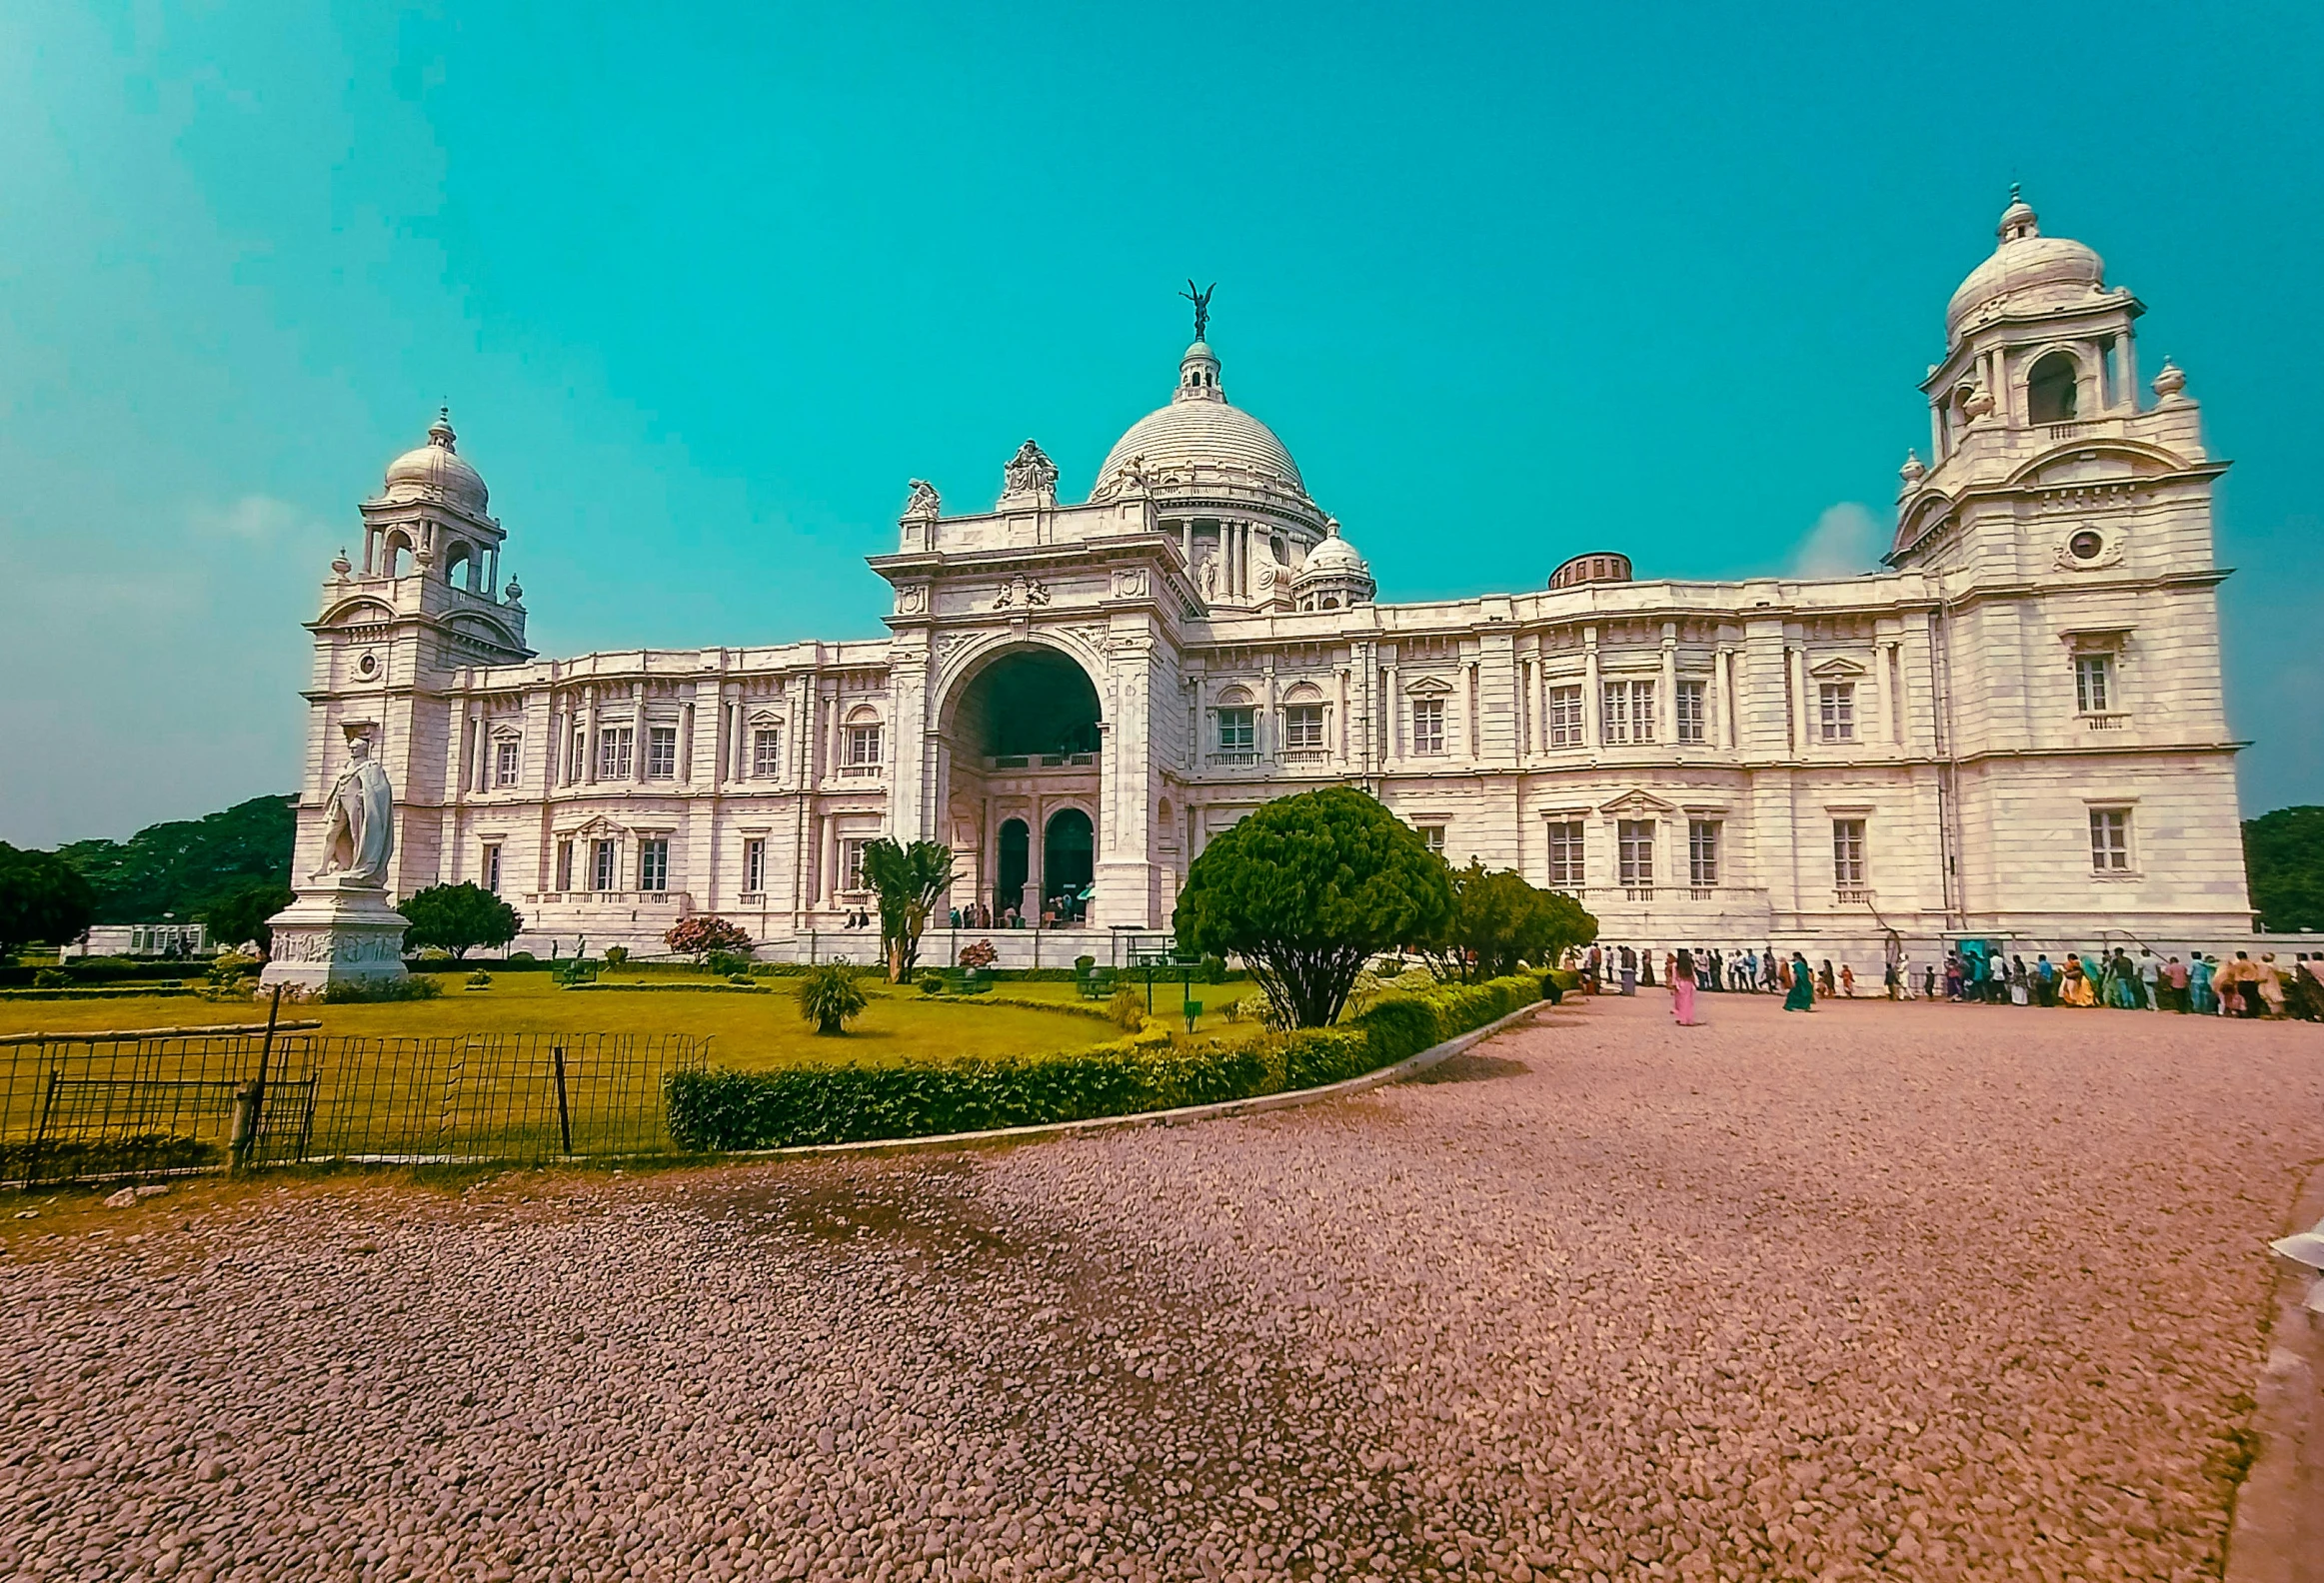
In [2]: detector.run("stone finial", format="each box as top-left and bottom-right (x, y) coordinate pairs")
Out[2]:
(1961, 385), (1995, 422)
(428, 406), (457, 451)
(504, 576), (525, 605)
(2152, 359), (2189, 403)
(330, 548), (354, 580)
(1899, 450), (1926, 486)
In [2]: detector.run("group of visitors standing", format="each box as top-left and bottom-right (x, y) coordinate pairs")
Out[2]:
(1566, 941), (2324, 1024)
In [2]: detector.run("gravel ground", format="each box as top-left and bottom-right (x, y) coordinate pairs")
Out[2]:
(3, 993), (2320, 1583)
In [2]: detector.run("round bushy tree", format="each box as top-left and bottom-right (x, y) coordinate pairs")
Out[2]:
(1174, 787), (1453, 1028)
(666, 914), (754, 962)
(0, 842), (96, 962)
(400, 881), (523, 961)
(204, 881), (293, 955)
(1420, 860), (1598, 982)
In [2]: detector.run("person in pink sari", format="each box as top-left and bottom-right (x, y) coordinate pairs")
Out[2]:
(1672, 947), (1699, 1026)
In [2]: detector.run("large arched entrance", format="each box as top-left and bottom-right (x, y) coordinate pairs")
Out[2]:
(940, 645), (1105, 925)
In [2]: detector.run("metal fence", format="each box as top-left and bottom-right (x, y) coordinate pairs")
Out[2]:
(0, 1027), (710, 1187)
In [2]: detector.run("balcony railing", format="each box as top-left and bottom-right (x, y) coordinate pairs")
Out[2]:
(834, 763), (884, 778)
(524, 889), (693, 907)
(985, 753), (1098, 771)
(1208, 751), (1260, 767)
(1833, 886), (1872, 905)
(2082, 714), (2129, 732)
(1277, 748), (1331, 765)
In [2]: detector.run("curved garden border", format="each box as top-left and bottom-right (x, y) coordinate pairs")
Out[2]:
(723, 994), (1562, 1161)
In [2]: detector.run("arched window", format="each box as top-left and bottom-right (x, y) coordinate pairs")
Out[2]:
(2028, 352), (2080, 425)
(385, 531), (414, 579)
(443, 540), (475, 590)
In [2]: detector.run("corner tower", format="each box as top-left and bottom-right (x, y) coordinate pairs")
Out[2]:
(296, 410), (534, 894)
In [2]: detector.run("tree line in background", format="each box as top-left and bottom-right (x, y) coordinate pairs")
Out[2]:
(2, 792), (2322, 961)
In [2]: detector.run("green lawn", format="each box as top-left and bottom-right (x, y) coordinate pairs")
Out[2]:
(0, 973), (1119, 1070)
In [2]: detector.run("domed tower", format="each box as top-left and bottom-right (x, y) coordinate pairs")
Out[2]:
(1892, 188), (2212, 575)
(297, 410), (533, 894)
(1091, 313), (1330, 611)
(1290, 520), (1375, 612)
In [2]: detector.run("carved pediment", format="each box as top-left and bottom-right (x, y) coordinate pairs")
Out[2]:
(1597, 790), (1678, 818)
(747, 710), (787, 728)
(559, 814), (628, 840)
(1807, 656), (1867, 680)
(1403, 675), (1455, 696)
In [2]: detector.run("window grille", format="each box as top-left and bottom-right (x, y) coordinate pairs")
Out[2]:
(1687, 819), (1720, 887)
(483, 844), (503, 893)
(1832, 818), (1867, 893)
(1818, 684), (1856, 743)
(591, 839), (617, 891)
(1411, 699), (1445, 756)
(493, 737), (521, 788)
(1282, 705), (1324, 753)
(1546, 686), (1584, 748)
(1602, 681), (1655, 745)
(2089, 807), (2131, 871)
(1545, 820), (1585, 887)
(1675, 681), (1707, 745)
(638, 838), (669, 893)
(2074, 655), (2113, 715)
(598, 727), (634, 781)
(743, 838), (766, 894)
(647, 727), (678, 780)
(1617, 819), (1654, 889)
(752, 728), (782, 778)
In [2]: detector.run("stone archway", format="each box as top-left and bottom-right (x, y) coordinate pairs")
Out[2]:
(935, 641), (1106, 923)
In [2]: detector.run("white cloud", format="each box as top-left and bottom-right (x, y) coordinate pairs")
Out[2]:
(191, 494), (316, 543)
(1791, 502), (1881, 578)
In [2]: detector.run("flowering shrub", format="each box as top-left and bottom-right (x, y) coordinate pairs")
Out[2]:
(957, 938), (999, 970)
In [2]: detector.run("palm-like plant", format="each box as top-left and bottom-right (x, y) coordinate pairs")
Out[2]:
(860, 838), (958, 982)
(797, 963), (869, 1035)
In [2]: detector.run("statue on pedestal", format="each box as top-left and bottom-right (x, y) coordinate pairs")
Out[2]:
(260, 725), (413, 997)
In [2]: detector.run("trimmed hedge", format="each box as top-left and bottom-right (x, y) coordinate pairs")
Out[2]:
(664, 972), (1545, 1150)
(0, 958), (221, 988)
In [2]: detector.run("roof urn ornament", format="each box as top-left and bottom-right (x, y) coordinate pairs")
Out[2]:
(901, 479), (942, 523)
(504, 576), (525, 607)
(330, 548), (354, 582)
(2152, 359), (2189, 403)
(1961, 385), (1994, 422)
(1899, 450), (1926, 487)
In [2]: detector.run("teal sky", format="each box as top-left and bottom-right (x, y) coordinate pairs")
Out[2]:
(4, 2), (2319, 844)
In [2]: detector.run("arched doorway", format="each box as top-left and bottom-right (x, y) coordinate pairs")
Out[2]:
(996, 818), (1030, 920)
(1044, 808), (1094, 924)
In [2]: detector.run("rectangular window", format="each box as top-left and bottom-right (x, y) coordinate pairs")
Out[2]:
(1832, 818), (1867, 893)
(841, 837), (870, 893)
(638, 837), (669, 893)
(482, 843), (503, 893)
(846, 724), (882, 769)
(1282, 705), (1324, 753)
(752, 728), (782, 778)
(1216, 708), (1255, 755)
(647, 726), (678, 780)
(598, 726), (634, 781)
(1545, 820), (1586, 887)
(591, 838), (617, 892)
(1687, 819), (1720, 887)
(1417, 824), (1446, 857)
(1410, 698), (1445, 755)
(493, 737), (521, 788)
(2075, 654), (2113, 714)
(1675, 680), (1707, 745)
(1546, 686), (1584, 748)
(1617, 819), (1654, 889)
(2089, 807), (2131, 871)
(743, 837), (767, 894)
(1818, 683), (1856, 743)
(569, 728), (586, 784)
(1602, 680), (1655, 745)
(555, 839), (574, 892)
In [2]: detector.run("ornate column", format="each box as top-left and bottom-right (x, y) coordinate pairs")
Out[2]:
(1582, 627), (1602, 749)
(1714, 648), (1736, 750)
(1658, 624), (1678, 745)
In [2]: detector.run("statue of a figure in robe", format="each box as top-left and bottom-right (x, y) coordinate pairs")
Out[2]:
(312, 729), (396, 884)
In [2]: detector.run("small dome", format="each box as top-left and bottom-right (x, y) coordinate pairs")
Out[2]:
(1946, 188), (2104, 342)
(382, 408), (489, 515)
(1096, 341), (1308, 500)
(1548, 551), (1633, 590)
(1297, 523), (1368, 579)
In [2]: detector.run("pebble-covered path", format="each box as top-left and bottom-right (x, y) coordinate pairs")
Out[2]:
(4, 993), (2321, 1583)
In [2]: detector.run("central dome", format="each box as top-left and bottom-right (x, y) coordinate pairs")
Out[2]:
(1946, 189), (2105, 343)
(1096, 342), (1307, 498)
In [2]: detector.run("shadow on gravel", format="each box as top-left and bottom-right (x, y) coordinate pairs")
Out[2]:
(1409, 1052), (1530, 1084)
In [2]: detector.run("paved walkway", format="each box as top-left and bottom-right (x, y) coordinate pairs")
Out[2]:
(3, 993), (2320, 1582)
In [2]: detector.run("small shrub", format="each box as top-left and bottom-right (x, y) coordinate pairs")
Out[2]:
(798, 962), (869, 1035)
(1074, 954), (1097, 974)
(466, 968), (493, 987)
(727, 972), (754, 985)
(919, 971), (947, 996)
(1201, 954), (1227, 983)
(509, 950), (538, 963)
(705, 950), (753, 978)
(32, 968), (68, 988)
(1105, 985), (1147, 1031)
(604, 945), (630, 968)
(958, 938), (999, 971)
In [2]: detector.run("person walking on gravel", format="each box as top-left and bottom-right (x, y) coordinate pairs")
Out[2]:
(1671, 948), (1700, 1026)
(1783, 952), (1816, 1012)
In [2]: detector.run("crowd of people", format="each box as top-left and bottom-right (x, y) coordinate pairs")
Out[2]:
(1565, 941), (2324, 1021)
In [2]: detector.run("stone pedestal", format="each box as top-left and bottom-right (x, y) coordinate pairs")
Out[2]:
(258, 876), (411, 994)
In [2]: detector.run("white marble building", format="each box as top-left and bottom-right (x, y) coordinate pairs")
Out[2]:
(290, 192), (2254, 962)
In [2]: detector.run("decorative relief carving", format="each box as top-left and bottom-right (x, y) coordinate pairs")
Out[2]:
(1111, 567), (1150, 600)
(1063, 624), (1111, 657)
(895, 585), (928, 616)
(271, 927), (406, 965)
(2054, 526), (2124, 571)
(994, 573), (1051, 611)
